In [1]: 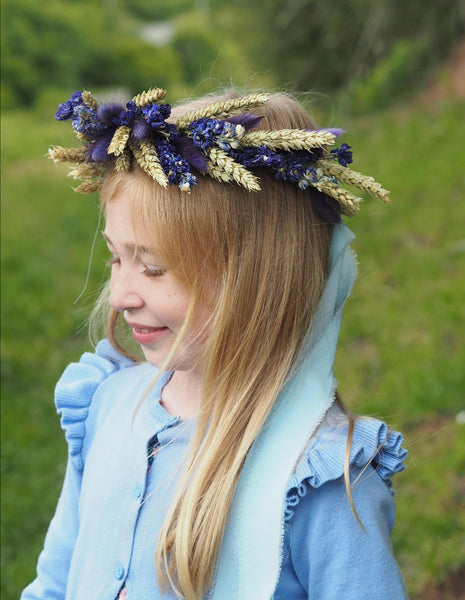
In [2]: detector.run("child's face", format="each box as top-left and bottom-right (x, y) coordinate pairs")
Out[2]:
(103, 193), (207, 372)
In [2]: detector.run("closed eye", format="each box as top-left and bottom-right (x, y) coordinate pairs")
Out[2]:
(143, 265), (166, 277)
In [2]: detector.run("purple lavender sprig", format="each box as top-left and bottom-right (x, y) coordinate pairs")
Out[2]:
(113, 100), (171, 131)
(55, 91), (84, 120)
(72, 105), (107, 137)
(155, 140), (198, 192)
(55, 91), (107, 141)
(330, 143), (353, 167)
(189, 118), (243, 151)
(56, 92), (176, 163)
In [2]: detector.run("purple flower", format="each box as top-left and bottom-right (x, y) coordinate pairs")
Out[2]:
(298, 167), (318, 190)
(189, 118), (241, 151)
(132, 119), (151, 141)
(87, 131), (114, 162)
(97, 103), (124, 126)
(189, 118), (223, 150)
(330, 143), (353, 167)
(287, 163), (304, 183)
(113, 101), (139, 127)
(71, 105), (106, 138)
(177, 136), (208, 171)
(112, 101), (171, 138)
(142, 103), (171, 127)
(178, 172), (198, 192)
(113, 111), (132, 127)
(233, 145), (281, 169)
(227, 113), (263, 131)
(55, 91), (83, 120)
(165, 123), (179, 141)
(309, 127), (346, 138)
(155, 140), (197, 190)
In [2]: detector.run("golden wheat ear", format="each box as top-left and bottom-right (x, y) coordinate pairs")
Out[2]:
(176, 94), (270, 130)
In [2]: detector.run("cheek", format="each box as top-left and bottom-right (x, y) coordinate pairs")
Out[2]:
(109, 268), (117, 290)
(156, 293), (190, 327)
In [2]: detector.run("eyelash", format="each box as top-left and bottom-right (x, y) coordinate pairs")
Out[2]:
(106, 257), (166, 278)
(143, 265), (166, 278)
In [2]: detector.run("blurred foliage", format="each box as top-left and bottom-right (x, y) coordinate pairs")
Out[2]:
(346, 37), (432, 114)
(4, 0), (464, 111)
(122, 0), (193, 21)
(2, 0), (186, 106)
(236, 0), (465, 110)
(2, 0), (272, 107)
(172, 16), (220, 85)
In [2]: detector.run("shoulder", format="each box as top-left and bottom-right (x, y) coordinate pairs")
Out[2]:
(285, 404), (408, 522)
(277, 406), (409, 598)
(54, 339), (138, 470)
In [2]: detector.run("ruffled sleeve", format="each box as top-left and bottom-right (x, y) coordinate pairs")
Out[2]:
(285, 412), (407, 521)
(54, 339), (134, 470)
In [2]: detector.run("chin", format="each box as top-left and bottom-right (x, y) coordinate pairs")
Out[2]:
(141, 350), (195, 373)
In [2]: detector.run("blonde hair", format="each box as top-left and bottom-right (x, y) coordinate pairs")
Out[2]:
(94, 91), (355, 599)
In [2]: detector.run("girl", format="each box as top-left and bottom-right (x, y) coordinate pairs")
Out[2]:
(22, 88), (408, 599)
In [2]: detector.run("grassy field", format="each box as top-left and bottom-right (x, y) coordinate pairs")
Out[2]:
(2, 95), (465, 599)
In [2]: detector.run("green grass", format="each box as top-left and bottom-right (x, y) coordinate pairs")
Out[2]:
(2, 97), (465, 599)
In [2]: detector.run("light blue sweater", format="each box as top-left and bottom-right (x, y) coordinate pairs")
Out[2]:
(21, 340), (408, 600)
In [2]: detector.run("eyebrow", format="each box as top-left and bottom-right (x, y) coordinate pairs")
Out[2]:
(101, 232), (158, 256)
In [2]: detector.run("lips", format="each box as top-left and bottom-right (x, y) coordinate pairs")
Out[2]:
(127, 323), (169, 345)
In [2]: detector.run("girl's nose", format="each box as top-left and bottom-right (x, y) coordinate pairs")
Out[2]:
(109, 273), (144, 313)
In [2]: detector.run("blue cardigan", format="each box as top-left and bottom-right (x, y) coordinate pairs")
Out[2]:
(21, 340), (408, 599)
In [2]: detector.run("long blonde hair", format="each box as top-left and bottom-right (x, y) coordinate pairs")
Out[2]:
(95, 91), (348, 599)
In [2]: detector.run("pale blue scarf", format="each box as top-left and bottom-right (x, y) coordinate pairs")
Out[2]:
(209, 222), (357, 599)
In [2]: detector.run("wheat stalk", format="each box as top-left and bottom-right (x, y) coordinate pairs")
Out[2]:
(114, 150), (132, 172)
(48, 146), (87, 164)
(132, 88), (167, 107)
(75, 132), (91, 143)
(207, 148), (261, 191)
(176, 94), (270, 130)
(108, 126), (132, 156)
(311, 177), (362, 216)
(207, 165), (234, 185)
(131, 141), (169, 188)
(73, 180), (103, 194)
(320, 160), (390, 203)
(241, 129), (335, 151)
(68, 163), (105, 180)
(81, 90), (99, 110)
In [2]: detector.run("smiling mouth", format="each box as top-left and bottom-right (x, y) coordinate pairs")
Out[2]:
(130, 325), (169, 345)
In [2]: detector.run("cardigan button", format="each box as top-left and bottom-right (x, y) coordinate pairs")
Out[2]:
(115, 565), (125, 580)
(135, 483), (143, 499)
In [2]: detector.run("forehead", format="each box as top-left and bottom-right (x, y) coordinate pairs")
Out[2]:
(104, 192), (159, 251)
(104, 192), (134, 233)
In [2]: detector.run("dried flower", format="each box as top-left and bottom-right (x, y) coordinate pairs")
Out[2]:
(189, 118), (242, 152)
(72, 105), (106, 138)
(156, 140), (197, 191)
(52, 87), (389, 222)
(55, 91), (83, 121)
(142, 103), (171, 127)
(330, 143), (353, 167)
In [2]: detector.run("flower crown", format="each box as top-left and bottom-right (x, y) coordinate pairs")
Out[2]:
(48, 87), (390, 219)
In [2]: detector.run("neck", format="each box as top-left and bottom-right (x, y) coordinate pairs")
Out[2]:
(160, 369), (203, 419)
